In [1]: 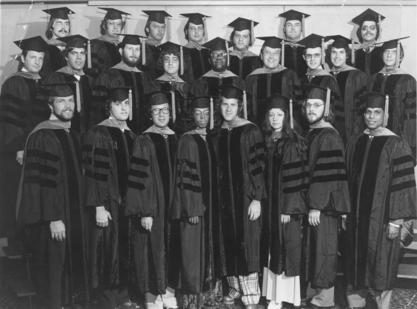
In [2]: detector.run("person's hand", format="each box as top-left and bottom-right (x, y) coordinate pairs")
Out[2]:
(248, 200), (261, 221)
(387, 222), (400, 239)
(16, 150), (24, 165)
(308, 209), (321, 227)
(50, 220), (65, 241)
(281, 214), (291, 224)
(341, 215), (347, 231)
(96, 206), (112, 227)
(141, 217), (153, 231)
(188, 216), (199, 224)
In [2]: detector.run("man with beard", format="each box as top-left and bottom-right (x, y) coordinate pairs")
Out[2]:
(17, 82), (89, 309)
(141, 10), (171, 78)
(93, 34), (157, 134)
(191, 37), (245, 127)
(0, 36), (50, 248)
(90, 7), (130, 75)
(278, 9), (310, 79)
(172, 96), (222, 309)
(302, 85), (350, 309)
(126, 92), (179, 309)
(40, 7), (74, 78)
(45, 35), (94, 133)
(181, 13), (211, 82)
(83, 86), (137, 309)
(345, 93), (416, 309)
(351, 9), (385, 76)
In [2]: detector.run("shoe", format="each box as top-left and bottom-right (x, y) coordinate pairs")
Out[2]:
(245, 305), (258, 309)
(146, 296), (163, 309)
(118, 300), (140, 309)
(267, 301), (282, 309)
(161, 289), (178, 309)
(223, 295), (236, 305)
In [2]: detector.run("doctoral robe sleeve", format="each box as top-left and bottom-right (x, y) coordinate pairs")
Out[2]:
(281, 141), (309, 215)
(172, 135), (205, 219)
(400, 75), (416, 160)
(308, 130), (350, 214)
(83, 127), (112, 208)
(388, 139), (417, 220)
(18, 130), (64, 224)
(125, 135), (157, 217)
(244, 125), (266, 201)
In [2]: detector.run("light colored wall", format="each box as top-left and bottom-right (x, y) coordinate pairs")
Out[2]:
(1, 2), (416, 84)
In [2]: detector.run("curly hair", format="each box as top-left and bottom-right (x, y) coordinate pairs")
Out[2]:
(156, 49), (181, 74)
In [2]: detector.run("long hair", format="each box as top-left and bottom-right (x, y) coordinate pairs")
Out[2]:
(45, 17), (71, 40)
(156, 49), (181, 74)
(230, 29), (254, 48)
(356, 21), (381, 43)
(184, 20), (205, 41)
(100, 18), (126, 35)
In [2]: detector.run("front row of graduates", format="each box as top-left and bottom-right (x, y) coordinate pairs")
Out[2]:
(16, 76), (416, 309)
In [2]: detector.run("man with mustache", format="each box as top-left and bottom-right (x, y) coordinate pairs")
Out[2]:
(93, 34), (158, 133)
(17, 82), (89, 309)
(40, 7), (74, 78)
(0, 36), (50, 250)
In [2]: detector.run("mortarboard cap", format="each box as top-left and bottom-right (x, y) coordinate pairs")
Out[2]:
(279, 9), (310, 22)
(203, 37), (231, 51)
(118, 34), (145, 47)
(43, 7), (74, 19)
(42, 82), (75, 98)
(150, 92), (170, 106)
(108, 86), (130, 102)
(143, 10), (171, 24)
(181, 13), (210, 25)
(306, 84), (331, 117)
(99, 7), (130, 20)
(298, 33), (324, 49)
(257, 36), (284, 49)
(380, 36), (409, 50)
(325, 35), (351, 49)
(14, 36), (48, 52)
(57, 34), (88, 49)
(228, 17), (259, 31)
(266, 94), (289, 111)
(351, 8), (385, 25)
(191, 96), (210, 109)
(221, 84), (244, 101)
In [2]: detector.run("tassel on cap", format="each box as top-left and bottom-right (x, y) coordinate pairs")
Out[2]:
(170, 90), (176, 123)
(226, 41), (230, 67)
(209, 97), (214, 130)
(166, 16), (170, 42)
(383, 94), (389, 127)
(75, 81), (81, 113)
(281, 39), (285, 66)
(180, 45), (184, 75)
(141, 38), (146, 66)
(395, 41), (400, 68)
(289, 98), (294, 129)
(351, 38), (355, 65)
(324, 87), (331, 117)
(378, 14), (382, 37)
(128, 89), (133, 121)
(250, 20), (255, 46)
(203, 17), (208, 43)
(302, 14), (306, 38)
(87, 40), (92, 69)
(243, 90), (248, 119)
(321, 37), (325, 65)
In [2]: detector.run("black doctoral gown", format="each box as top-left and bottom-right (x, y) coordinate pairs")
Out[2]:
(125, 129), (180, 295)
(172, 131), (223, 294)
(228, 50), (262, 80)
(40, 42), (67, 78)
(90, 36), (122, 76)
(215, 121), (266, 276)
(83, 119), (135, 290)
(0, 72), (49, 237)
(354, 46), (384, 77)
(284, 44), (308, 79)
(140, 43), (163, 79)
(17, 121), (89, 309)
(346, 130), (416, 291)
(183, 44), (211, 83)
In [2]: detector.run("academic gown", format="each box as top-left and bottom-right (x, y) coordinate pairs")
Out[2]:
(90, 36), (122, 76)
(83, 120), (135, 290)
(125, 129), (180, 295)
(369, 69), (416, 159)
(172, 131), (223, 294)
(245, 66), (301, 126)
(93, 62), (158, 133)
(0, 72), (49, 237)
(183, 44), (211, 83)
(304, 126), (350, 289)
(141, 43), (163, 79)
(156, 75), (192, 134)
(330, 66), (369, 142)
(229, 50), (262, 80)
(354, 46), (384, 77)
(261, 134), (308, 277)
(40, 42), (67, 78)
(345, 130), (417, 291)
(17, 121), (88, 309)
(215, 121), (266, 276)
(284, 44), (308, 80)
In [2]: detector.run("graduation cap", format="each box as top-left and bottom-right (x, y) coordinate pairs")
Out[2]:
(298, 33), (326, 64)
(257, 36), (286, 66)
(221, 84), (248, 119)
(14, 36), (48, 52)
(181, 13), (210, 42)
(228, 17), (258, 45)
(279, 9), (310, 37)
(43, 7), (74, 19)
(362, 92), (390, 127)
(143, 10), (171, 24)
(108, 86), (133, 120)
(326, 35), (356, 64)
(191, 96), (214, 129)
(351, 8), (385, 26)
(378, 36), (409, 68)
(306, 85), (331, 117)
(266, 94), (294, 129)
(57, 34), (92, 68)
(99, 7), (130, 20)
(43, 82), (74, 97)
(203, 37), (232, 66)
(159, 41), (187, 75)
(117, 34), (146, 65)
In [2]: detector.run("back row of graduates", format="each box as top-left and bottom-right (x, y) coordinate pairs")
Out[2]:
(0, 5), (416, 309)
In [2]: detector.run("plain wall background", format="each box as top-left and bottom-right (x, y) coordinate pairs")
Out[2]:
(1, 2), (416, 84)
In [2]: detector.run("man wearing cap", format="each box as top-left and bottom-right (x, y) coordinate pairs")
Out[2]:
(326, 35), (369, 142)
(17, 82), (89, 309)
(181, 13), (211, 82)
(41, 7), (74, 78)
(83, 87), (137, 309)
(156, 41), (192, 134)
(215, 85), (265, 309)
(93, 34), (157, 134)
(172, 96), (222, 309)
(0, 36), (50, 247)
(142, 10), (171, 78)
(279, 9), (310, 79)
(90, 7), (129, 75)
(191, 37), (245, 127)
(227, 18), (262, 80)
(351, 9), (385, 76)
(345, 92), (416, 309)
(126, 92), (179, 309)
(369, 37), (416, 159)
(302, 86), (350, 308)
(245, 36), (301, 126)
(45, 34), (94, 133)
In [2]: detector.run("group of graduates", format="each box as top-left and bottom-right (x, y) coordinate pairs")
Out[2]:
(0, 5), (416, 309)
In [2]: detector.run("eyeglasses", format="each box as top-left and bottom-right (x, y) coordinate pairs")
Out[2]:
(151, 107), (170, 115)
(305, 53), (322, 60)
